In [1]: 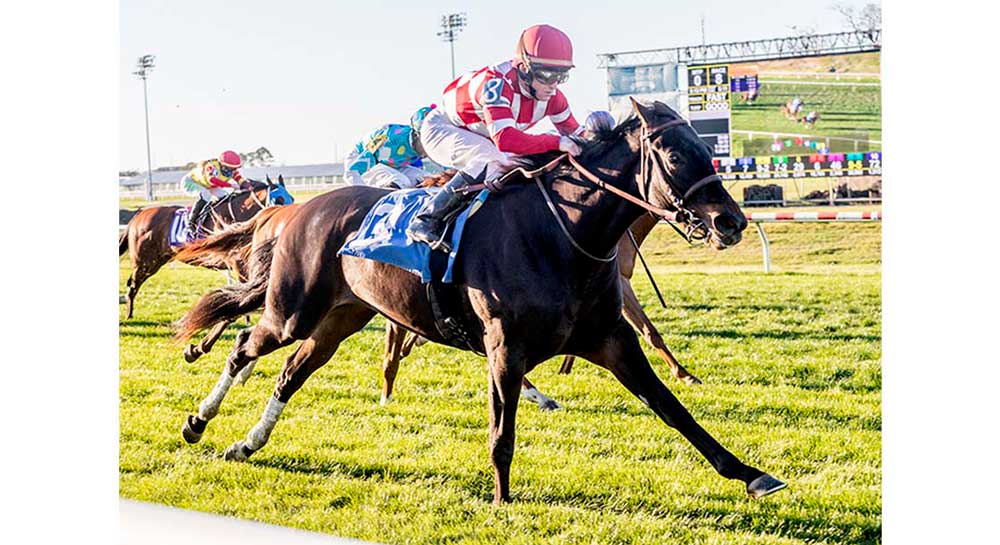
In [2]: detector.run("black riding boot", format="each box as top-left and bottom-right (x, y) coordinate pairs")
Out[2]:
(188, 198), (207, 236)
(406, 170), (476, 253)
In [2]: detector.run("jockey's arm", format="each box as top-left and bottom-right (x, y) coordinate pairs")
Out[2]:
(548, 92), (583, 137)
(202, 162), (231, 188)
(343, 146), (372, 186)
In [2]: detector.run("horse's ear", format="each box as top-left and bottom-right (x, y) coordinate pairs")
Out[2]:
(630, 97), (653, 128)
(278, 174), (285, 186)
(653, 100), (680, 119)
(266, 174), (272, 184)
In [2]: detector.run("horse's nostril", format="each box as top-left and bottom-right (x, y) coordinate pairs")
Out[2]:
(714, 214), (738, 234)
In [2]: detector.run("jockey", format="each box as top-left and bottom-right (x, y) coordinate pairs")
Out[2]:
(789, 97), (803, 116)
(343, 105), (436, 190)
(183, 151), (245, 234)
(406, 23), (584, 251)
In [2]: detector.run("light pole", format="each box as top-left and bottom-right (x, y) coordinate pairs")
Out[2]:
(437, 13), (467, 80)
(133, 54), (155, 202)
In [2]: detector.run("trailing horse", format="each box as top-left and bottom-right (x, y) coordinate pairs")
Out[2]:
(175, 99), (785, 503)
(118, 177), (292, 319)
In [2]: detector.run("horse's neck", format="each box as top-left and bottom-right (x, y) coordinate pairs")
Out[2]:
(547, 149), (645, 260)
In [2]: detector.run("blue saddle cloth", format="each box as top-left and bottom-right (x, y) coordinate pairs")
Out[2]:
(337, 188), (489, 283)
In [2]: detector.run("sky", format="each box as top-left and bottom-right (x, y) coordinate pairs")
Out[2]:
(119, 0), (876, 171)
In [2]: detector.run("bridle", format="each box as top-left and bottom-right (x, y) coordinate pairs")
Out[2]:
(547, 117), (723, 259)
(464, 115), (725, 262)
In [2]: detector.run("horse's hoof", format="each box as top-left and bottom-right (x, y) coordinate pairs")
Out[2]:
(681, 375), (703, 386)
(539, 399), (563, 412)
(183, 345), (200, 363)
(747, 473), (787, 499)
(223, 441), (254, 462)
(181, 415), (207, 444)
(379, 394), (392, 406)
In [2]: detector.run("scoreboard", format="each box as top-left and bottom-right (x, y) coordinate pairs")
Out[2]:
(714, 151), (882, 179)
(687, 64), (731, 157)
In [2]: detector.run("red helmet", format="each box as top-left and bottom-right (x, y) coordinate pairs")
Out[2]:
(219, 150), (242, 169)
(515, 24), (574, 71)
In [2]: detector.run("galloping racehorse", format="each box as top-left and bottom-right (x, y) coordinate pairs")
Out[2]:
(118, 177), (292, 319)
(176, 99), (786, 503)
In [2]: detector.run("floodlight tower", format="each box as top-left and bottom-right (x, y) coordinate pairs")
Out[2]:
(133, 54), (156, 202)
(437, 13), (467, 80)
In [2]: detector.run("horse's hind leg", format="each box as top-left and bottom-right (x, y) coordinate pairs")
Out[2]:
(224, 305), (377, 461)
(582, 320), (785, 499)
(380, 322), (406, 405)
(181, 315), (293, 444)
(184, 319), (233, 363)
(620, 279), (701, 385)
(520, 377), (562, 411)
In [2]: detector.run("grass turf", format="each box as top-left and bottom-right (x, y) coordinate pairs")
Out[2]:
(120, 219), (880, 544)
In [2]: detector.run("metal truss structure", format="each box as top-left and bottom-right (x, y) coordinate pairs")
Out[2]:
(597, 29), (881, 67)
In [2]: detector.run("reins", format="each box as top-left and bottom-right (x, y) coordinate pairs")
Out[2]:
(459, 115), (725, 261)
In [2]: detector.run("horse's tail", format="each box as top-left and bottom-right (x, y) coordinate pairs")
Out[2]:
(174, 238), (276, 342)
(172, 214), (261, 269)
(118, 226), (129, 257)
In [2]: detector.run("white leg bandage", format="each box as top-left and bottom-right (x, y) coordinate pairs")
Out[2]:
(234, 360), (257, 386)
(198, 371), (234, 420)
(245, 397), (286, 450)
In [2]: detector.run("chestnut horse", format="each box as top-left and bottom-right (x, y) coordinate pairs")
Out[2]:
(175, 100), (785, 503)
(118, 178), (291, 319)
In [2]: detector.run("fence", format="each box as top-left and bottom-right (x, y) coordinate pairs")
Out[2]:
(742, 210), (881, 272)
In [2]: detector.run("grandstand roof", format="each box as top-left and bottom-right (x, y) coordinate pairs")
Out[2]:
(120, 163), (344, 188)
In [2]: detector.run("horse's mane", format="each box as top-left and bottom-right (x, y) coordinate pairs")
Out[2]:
(511, 115), (642, 179)
(419, 170), (458, 188)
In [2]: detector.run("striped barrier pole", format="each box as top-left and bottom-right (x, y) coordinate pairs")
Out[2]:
(745, 210), (881, 273)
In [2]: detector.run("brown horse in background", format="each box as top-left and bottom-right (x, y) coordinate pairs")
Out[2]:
(118, 179), (290, 319)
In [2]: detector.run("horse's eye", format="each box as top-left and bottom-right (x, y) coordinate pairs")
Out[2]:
(668, 152), (681, 164)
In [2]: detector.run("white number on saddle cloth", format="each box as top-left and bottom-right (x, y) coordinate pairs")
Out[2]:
(170, 208), (190, 245)
(483, 78), (506, 106)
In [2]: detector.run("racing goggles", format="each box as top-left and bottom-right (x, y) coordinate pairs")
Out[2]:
(220, 166), (235, 177)
(532, 68), (570, 85)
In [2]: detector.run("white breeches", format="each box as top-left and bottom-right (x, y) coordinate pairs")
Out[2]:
(419, 107), (517, 182)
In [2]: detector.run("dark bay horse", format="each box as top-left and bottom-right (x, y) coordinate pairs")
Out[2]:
(174, 187), (565, 409)
(118, 178), (291, 319)
(176, 99), (785, 503)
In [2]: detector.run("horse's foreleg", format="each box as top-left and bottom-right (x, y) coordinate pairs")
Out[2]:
(582, 320), (785, 499)
(620, 279), (701, 385)
(558, 355), (575, 374)
(400, 332), (425, 358)
(486, 344), (526, 504)
(520, 377), (561, 411)
(380, 322), (406, 405)
(223, 305), (375, 462)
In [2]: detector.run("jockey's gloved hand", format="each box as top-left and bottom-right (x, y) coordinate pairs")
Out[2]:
(559, 136), (583, 156)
